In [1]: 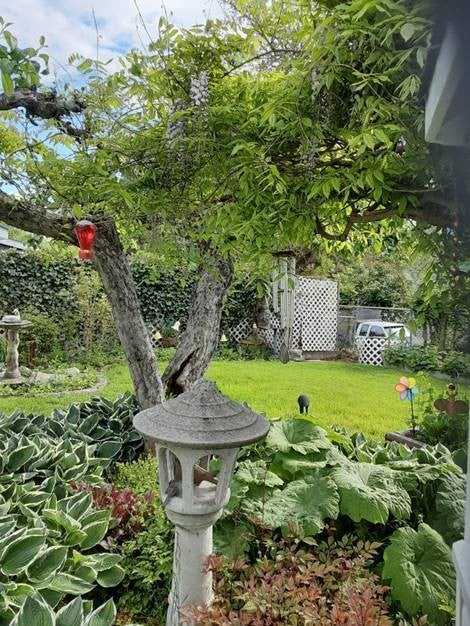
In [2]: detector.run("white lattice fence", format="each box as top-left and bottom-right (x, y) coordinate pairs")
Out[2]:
(293, 278), (338, 351)
(355, 337), (387, 366)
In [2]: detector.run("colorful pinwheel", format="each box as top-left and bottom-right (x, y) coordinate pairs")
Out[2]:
(395, 376), (418, 401)
(395, 376), (419, 433)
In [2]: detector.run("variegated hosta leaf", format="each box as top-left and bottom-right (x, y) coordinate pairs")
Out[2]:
(12, 595), (117, 626)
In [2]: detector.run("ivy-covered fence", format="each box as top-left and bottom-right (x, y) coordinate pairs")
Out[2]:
(0, 250), (257, 363)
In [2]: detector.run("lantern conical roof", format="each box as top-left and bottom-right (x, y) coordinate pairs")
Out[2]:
(133, 379), (270, 449)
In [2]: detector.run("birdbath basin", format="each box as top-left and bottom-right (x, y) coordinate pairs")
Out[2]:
(0, 314), (32, 383)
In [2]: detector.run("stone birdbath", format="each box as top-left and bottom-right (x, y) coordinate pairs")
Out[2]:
(0, 312), (32, 384)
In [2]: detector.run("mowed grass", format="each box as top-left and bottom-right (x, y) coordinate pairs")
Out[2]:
(0, 359), (465, 439)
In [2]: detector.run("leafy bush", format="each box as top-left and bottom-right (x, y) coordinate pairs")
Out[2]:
(384, 345), (470, 378)
(0, 409), (129, 623)
(212, 418), (462, 625)
(113, 456), (173, 625)
(182, 534), (397, 625)
(417, 408), (468, 451)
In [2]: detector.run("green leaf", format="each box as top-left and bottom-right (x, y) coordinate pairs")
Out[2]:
(400, 23), (416, 42)
(85, 599), (116, 626)
(96, 564), (125, 587)
(0, 71), (13, 95)
(235, 460), (283, 487)
(246, 472), (339, 535)
(1, 532), (46, 575)
(79, 517), (110, 550)
(331, 462), (411, 524)
(427, 472), (465, 544)
(26, 546), (68, 583)
(14, 596), (54, 626)
(7, 445), (36, 472)
(47, 572), (95, 595)
(382, 523), (455, 620)
(266, 419), (332, 455)
(56, 597), (84, 626)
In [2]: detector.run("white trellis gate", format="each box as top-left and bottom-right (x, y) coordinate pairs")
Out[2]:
(291, 277), (339, 352)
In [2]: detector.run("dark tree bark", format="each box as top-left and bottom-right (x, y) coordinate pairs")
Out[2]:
(0, 193), (162, 408)
(163, 248), (233, 396)
(92, 219), (163, 408)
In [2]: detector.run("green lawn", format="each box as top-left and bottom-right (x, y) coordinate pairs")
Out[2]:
(0, 360), (464, 439)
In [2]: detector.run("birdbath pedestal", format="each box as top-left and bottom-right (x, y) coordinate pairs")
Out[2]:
(0, 314), (32, 384)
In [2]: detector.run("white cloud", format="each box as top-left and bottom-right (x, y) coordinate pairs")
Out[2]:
(2, 0), (223, 74)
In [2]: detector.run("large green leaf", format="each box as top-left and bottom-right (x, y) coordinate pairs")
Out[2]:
(382, 523), (456, 622)
(12, 595), (54, 626)
(235, 460), (283, 487)
(26, 546), (68, 583)
(246, 472), (339, 534)
(331, 462), (411, 524)
(47, 573), (95, 595)
(6, 446), (37, 473)
(85, 599), (116, 626)
(55, 597), (84, 626)
(427, 472), (466, 545)
(0, 532), (46, 575)
(266, 419), (332, 455)
(79, 516), (110, 550)
(96, 564), (125, 587)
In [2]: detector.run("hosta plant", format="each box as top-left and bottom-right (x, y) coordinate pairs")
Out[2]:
(0, 392), (142, 465)
(11, 595), (116, 626)
(0, 407), (127, 624)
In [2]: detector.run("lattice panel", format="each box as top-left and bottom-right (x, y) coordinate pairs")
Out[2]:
(355, 337), (386, 366)
(293, 277), (338, 351)
(147, 324), (163, 349)
(228, 320), (251, 344)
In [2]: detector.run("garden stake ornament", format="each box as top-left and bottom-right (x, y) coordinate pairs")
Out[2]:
(434, 384), (469, 416)
(133, 379), (269, 626)
(74, 220), (97, 260)
(395, 376), (419, 434)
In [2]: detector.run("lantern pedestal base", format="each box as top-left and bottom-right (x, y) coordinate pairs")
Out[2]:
(166, 509), (222, 626)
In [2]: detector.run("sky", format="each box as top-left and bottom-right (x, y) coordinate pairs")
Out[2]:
(1, 0), (224, 75)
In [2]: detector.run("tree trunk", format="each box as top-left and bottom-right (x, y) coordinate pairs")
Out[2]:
(92, 219), (164, 408)
(163, 249), (233, 396)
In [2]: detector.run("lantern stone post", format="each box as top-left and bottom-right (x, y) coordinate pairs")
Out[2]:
(133, 379), (269, 626)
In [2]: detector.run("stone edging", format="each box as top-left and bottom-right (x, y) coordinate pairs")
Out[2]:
(0, 370), (107, 398)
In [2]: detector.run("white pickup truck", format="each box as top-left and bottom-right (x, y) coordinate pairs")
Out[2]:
(354, 320), (412, 345)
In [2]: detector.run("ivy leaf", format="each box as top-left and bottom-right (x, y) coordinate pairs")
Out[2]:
(331, 462), (411, 524)
(266, 419), (332, 455)
(382, 523), (455, 621)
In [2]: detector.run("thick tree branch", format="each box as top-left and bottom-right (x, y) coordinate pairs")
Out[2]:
(0, 191), (75, 243)
(0, 89), (85, 119)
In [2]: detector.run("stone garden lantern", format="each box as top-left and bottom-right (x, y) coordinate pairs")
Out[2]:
(133, 379), (270, 626)
(0, 311), (32, 384)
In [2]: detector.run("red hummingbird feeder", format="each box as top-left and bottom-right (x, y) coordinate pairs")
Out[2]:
(74, 220), (96, 260)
